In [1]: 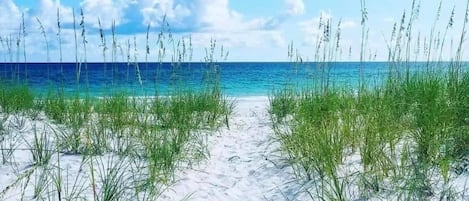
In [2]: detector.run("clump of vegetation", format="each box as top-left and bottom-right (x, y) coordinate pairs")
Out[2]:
(0, 82), (35, 114)
(0, 8), (232, 201)
(270, 0), (469, 200)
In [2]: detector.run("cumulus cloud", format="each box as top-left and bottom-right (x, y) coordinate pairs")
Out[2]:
(299, 11), (332, 37)
(0, 0), (22, 35)
(341, 20), (357, 29)
(139, 0), (194, 29)
(187, 0), (288, 48)
(34, 0), (74, 31)
(299, 11), (357, 46)
(81, 0), (132, 29)
(137, 0), (287, 32)
(270, 32), (288, 47)
(285, 0), (305, 15)
(197, 0), (267, 31)
(1, 0), (291, 61)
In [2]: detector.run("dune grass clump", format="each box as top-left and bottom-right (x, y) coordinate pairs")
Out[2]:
(0, 82), (35, 114)
(270, 0), (469, 200)
(271, 65), (469, 200)
(0, 9), (233, 200)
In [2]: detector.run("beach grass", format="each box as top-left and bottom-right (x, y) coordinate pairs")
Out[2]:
(0, 11), (232, 200)
(269, 0), (469, 200)
(270, 61), (469, 201)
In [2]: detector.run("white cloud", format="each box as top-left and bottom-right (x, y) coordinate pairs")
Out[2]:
(138, 0), (284, 32)
(1, 0), (290, 61)
(35, 0), (74, 32)
(184, 0), (288, 49)
(270, 32), (288, 47)
(299, 11), (357, 46)
(81, 0), (132, 29)
(0, 0), (22, 35)
(299, 11), (332, 40)
(140, 0), (193, 28)
(285, 0), (305, 15)
(341, 20), (357, 29)
(197, 0), (240, 31)
(175, 0), (263, 32)
(187, 30), (287, 61)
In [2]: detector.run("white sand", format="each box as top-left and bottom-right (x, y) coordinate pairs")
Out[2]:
(159, 96), (304, 201)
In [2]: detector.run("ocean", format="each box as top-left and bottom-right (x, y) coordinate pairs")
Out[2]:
(0, 62), (454, 96)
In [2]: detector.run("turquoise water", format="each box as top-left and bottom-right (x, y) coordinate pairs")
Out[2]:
(0, 62), (456, 96)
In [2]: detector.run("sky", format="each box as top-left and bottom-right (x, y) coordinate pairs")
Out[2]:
(0, 0), (468, 62)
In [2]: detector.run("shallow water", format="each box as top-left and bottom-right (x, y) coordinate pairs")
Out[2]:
(0, 61), (458, 96)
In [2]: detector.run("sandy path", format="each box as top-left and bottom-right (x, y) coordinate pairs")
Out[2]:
(160, 97), (303, 201)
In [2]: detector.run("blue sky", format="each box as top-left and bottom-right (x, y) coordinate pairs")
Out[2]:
(0, 0), (468, 62)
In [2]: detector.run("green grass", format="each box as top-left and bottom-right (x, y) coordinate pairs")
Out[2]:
(0, 74), (231, 200)
(0, 12), (233, 201)
(0, 82), (35, 114)
(270, 68), (469, 200)
(269, 0), (469, 200)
